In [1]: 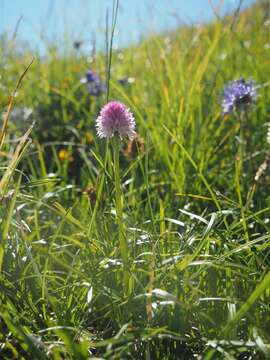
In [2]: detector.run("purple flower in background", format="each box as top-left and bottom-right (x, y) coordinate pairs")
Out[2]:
(96, 101), (136, 139)
(81, 70), (106, 96)
(222, 77), (256, 115)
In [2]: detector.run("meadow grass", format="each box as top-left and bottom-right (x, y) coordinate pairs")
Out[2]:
(0, 1), (270, 359)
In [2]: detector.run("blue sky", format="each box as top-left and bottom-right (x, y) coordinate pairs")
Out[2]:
(0, 0), (255, 53)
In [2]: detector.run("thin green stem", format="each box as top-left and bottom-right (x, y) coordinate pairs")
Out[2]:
(236, 111), (249, 243)
(87, 140), (109, 237)
(105, 0), (119, 103)
(113, 137), (129, 268)
(238, 111), (245, 171)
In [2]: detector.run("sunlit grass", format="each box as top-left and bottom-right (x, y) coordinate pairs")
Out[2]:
(0, 1), (270, 359)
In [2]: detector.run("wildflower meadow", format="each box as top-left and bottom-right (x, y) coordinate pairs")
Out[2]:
(0, 0), (270, 359)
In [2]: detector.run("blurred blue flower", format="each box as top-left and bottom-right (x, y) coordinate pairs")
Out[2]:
(81, 70), (106, 96)
(222, 77), (256, 115)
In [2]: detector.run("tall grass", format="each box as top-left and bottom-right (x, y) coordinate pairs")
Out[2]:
(0, 1), (270, 359)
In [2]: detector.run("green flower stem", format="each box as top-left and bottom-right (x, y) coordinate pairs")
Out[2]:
(238, 111), (245, 170)
(112, 137), (129, 272)
(236, 111), (249, 243)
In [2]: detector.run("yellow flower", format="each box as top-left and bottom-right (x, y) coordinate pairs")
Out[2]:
(85, 131), (94, 143)
(58, 149), (73, 162)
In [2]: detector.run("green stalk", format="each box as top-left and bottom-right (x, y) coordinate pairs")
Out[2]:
(87, 139), (109, 237)
(112, 137), (129, 272)
(236, 111), (249, 243)
(238, 111), (245, 171)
